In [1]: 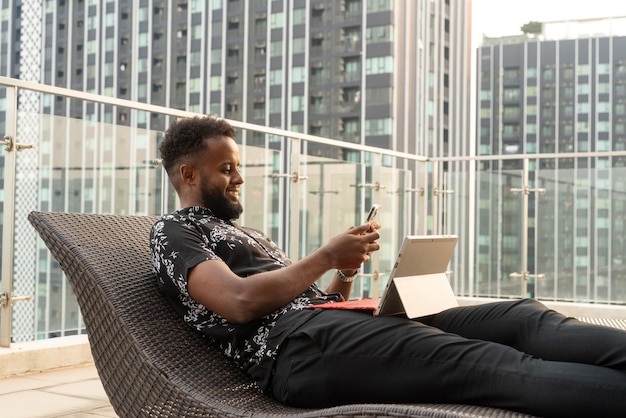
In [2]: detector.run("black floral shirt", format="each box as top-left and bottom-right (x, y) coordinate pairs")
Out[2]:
(150, 206), (340, 373)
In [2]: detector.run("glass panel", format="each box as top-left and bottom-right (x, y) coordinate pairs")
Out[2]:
(299, 155), (361, 291)
(239, 143), (281, 239)
(472, 161), (524, 299)
(10, 92), (182, 341)
(535, 159), (626, 304)
(443, 161), (473, 296)
(373, 165), (412, 299)
(297, 152), (414, 301)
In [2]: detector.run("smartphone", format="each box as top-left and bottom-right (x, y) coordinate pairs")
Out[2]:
(365, 204), (380, 231)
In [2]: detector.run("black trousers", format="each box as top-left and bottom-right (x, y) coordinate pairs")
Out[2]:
(267, 299), (626, 418)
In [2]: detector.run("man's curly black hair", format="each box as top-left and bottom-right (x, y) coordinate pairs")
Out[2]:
(159, 115), (236, 175)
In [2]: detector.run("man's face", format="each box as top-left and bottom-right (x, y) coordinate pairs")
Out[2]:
(197, 136), (244, 220)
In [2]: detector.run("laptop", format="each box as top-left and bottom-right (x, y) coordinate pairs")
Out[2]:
(314, 235), (459, 318)
(374, 235), (459, 318)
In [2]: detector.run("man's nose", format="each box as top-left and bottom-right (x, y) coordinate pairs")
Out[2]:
(233, 169), (244, 184)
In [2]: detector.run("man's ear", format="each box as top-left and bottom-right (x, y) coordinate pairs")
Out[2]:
(179, 164), (196, 185)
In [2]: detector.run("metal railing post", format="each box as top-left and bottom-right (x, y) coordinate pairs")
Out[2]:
(509, 158), (546, 297)
(0, 86), (18, 347)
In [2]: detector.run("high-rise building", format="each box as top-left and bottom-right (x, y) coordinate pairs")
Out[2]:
(35, 0), (471, 158)
(1, 0), (472, 340)
(475, 18), (626, 302)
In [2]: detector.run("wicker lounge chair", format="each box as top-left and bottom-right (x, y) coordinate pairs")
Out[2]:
(28, 211), (533, 417)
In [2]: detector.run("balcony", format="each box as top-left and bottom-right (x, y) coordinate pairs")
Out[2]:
(2, 76), (626, 406)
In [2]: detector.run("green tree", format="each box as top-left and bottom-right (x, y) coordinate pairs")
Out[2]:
(521, 21), (542, 35)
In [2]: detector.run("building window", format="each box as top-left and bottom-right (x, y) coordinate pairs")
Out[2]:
(312, 33), (324, 47)
(210, 76), (222, 91)
(366, 25), (392, 42)
(254, 71), (266, 88)
(293, 8), (306, 25)
(542, 86), (555, 100)
(270, 12), (284, 29)
(597, 120), (610, 133)
(189, 51), (202, 67)
(254, 43), (266, 58)
(269, 69), (282, 85)
(503, 105), (520, 119)
(598, 63), (610, 75)
(502, 124), (520, 137)
(270, 40), (282, 57)
(503, 67), (520, 82)
(562, 104), (574, 118)
(367, 0), (393, 11)
(310, 95), (323, 110)
(503, 88), (519, 101)
(292, 66), (305, 83)
(365, 118), (391, 136)
(269, 98), (282, 113)
(562, 122), (574, 136)
(562, 86), (574, 99)
(227, 73), (239, 86)
(311, 66), (324, 78)
(365, 56), (393, 75)
(292, 37), (306, 54)
(255, 16), (267, 34)
(597, 102), (610, 113)
(210, 49), (221, 64)
(228, 18), (239, 30)
(189, 77), (201, 94)
(542, 67), (554, 81)
(561, 66), (574, 79)
(542, 105), (554, 118)
(138, 33), (149, 47)
(227, 102), (239, 113)
(291, 95), (304, 112)
(598, 82), (610, 94)
(212, 21), (222, 36)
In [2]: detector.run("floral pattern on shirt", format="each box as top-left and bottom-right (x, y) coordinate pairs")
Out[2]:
(150, 206), (338, 372)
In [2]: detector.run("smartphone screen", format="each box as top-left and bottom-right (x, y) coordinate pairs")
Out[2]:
(366, 204), (380, 231)
(366, 204), (380, 222)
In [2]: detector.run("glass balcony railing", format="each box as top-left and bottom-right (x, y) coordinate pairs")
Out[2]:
(2, 76), (626, 347)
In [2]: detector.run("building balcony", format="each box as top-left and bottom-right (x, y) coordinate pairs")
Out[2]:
(1, 77), (626, 415)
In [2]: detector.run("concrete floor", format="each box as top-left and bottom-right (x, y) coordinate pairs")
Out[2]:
(0, 334), (116, 417)
(0, 364), (117, 418)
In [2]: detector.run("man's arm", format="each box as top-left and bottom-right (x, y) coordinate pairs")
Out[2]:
(188, 223), (379, 324)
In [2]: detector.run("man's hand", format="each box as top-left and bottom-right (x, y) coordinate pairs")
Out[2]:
(324, 223), (380, 271)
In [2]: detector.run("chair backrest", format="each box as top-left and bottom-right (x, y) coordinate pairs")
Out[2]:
(28, 211), (288, 417)
(28, 211), (528, 418)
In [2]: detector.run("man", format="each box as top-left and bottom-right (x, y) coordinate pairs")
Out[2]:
(151, 115), (626, 417)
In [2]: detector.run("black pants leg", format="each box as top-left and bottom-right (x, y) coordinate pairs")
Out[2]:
(269, 300), (626, 417)
(420, 298), (626, 370)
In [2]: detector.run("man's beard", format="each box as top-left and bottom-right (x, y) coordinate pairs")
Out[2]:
(201, 187), (243, 221)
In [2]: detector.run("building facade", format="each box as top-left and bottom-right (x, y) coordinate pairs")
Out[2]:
(1, 0), (472, 340)
(476, 21), (626, 302)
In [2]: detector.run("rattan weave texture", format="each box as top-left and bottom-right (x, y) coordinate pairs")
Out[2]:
(28, 211), (533, 418)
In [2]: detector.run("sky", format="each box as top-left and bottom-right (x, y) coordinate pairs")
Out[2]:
(471, 0), (626, 47)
